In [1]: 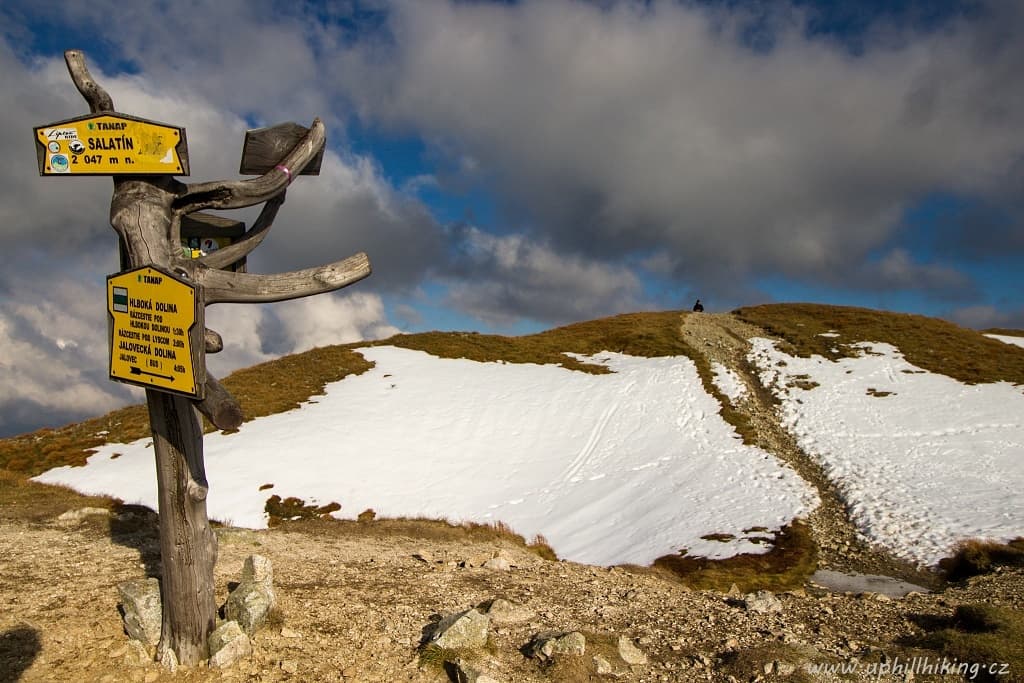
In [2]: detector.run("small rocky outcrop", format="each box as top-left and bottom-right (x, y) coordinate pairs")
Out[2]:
(617, 635), (648, 665)
(117, 577), (162, 648)
(57, 507), (110, 525)
(743, 589), (783, 614)
(224, 555), (276, 635)
(426, 608), (490, 650)
(483, 598), (535, 625)
(445, 658), (501, 683)
(208, 620), (252, 668)
(527, 630), (587, 661)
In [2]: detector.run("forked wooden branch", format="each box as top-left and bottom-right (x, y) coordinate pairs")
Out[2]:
(196, 193), (285, 270)
(204, 328), (224, 354)
(196, 374), (243, 431)
(173, 121), (324, 215)
(65, 50), (114, 113)
(200, 252), (371, 304)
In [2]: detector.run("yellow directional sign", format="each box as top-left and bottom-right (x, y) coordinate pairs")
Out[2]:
(35, 113), (189, 176)
(107, 266), (204, 399)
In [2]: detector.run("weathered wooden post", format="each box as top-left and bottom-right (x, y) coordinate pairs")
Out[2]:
(34, 50), (371, 666)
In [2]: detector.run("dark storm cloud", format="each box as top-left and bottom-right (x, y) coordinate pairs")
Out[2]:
(329, 0), (1024, 306)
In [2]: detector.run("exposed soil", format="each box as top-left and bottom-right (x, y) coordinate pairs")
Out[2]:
(2, 511), (1022, 683)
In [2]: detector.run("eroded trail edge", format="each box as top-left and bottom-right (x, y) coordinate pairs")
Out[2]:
(680, 312), (940, 588)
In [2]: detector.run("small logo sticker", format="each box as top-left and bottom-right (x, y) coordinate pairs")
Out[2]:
(45, 128), (78, 141)
(49, 154), (70, 173)
(69, 140), (85, 154)
(47, 141), (61, 153)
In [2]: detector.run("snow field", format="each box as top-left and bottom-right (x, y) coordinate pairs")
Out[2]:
(35, 347), (817, 567)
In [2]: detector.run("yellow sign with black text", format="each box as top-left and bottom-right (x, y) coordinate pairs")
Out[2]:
(107, 266), (203, 399)
(35, 113), (188, 176)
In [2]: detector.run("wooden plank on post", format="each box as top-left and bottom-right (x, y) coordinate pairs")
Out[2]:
(239, 122), (323, 176)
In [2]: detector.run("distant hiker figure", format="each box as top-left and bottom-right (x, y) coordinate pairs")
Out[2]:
(692, 299), (704, 312)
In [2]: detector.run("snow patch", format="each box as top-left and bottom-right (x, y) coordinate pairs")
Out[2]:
(712, 362), (747, 404)
(750, 337), (1024, 567)
(987, 334), (1024, 350)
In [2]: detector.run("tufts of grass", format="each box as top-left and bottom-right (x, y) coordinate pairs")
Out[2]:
(417, 643), (461, 670)
(648, 521), (817, 592)
(918, 604), (1024, 682)
(735, 303), (1024, 385)
(269, 512), (558, 561)
(264, 494), (342, 527)
(938, 538), (1024, 581)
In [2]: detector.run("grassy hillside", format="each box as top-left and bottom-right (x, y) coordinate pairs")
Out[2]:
(372, 310), (693, 371)
(2, 305), (1020, 479)
(735, 303), (1024, 385)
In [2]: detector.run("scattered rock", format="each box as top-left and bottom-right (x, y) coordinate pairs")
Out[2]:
(57, 507), (110, 525)
(118, 578), (162, 647)
(159, 648), (178, 673)
(776, 660), (798, 676)
(593, 654), (614, 675)
(743, 590), (783, 614)
(281, 659), (298, 674)
(280, 626), (301, 638)
(528, 631), (586, 661)
(241, 553), (274, 584)
(617, 636), (648, 665)
(483, 557), (511, 571)
(484, 598), (535, 625)
(446, 658), (501, 683)
(122, 639), (151, 666)
(463, 552), (493, 568)
(208, 620), (251, 668)
(225, 555), (277, 635)
(427, 609), (490, 650)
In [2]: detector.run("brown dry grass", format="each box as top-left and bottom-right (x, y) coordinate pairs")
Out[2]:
(735, 303), (1024, 385)
(939, 538), (1024, 581)
(0, 346), (373, 477)
(648, 521), (818, 592)
(374, 311), (691, 373)
(919, 604), (1024, 681)
(0, 469), (116, 524)
(264, 494), (558, 561)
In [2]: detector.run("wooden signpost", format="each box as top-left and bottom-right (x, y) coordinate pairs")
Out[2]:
(36, 50), (372, 667)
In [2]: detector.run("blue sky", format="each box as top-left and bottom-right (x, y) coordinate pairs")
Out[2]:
(1, 0), (1022, 436)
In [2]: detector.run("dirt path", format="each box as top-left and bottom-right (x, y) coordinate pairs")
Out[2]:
(680, 312), (939, 588)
